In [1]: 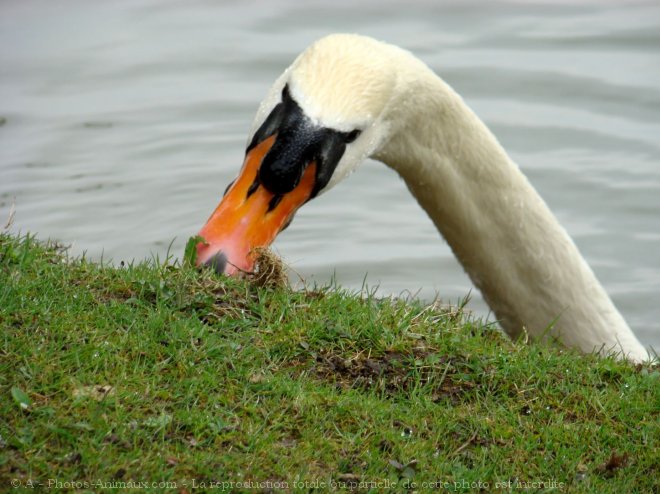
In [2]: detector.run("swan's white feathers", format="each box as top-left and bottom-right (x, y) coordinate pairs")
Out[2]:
(290, 34), (399, 130)
(248, 33), (649, 362)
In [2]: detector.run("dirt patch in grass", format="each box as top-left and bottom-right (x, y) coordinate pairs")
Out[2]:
(597, 451), (630, 478)
(309, 349), (478, 402)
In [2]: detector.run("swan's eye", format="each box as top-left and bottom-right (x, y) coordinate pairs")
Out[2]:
(345, 129), (361, 143)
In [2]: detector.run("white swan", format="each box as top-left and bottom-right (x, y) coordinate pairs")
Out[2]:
(196, 34), (648, 362)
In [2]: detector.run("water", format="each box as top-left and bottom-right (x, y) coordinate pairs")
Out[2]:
(2, 0), (659, 351)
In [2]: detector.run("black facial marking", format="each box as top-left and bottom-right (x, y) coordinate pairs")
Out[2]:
(247, 99), (286, 153)
(267, 194), (283, 212)
(247, 84), (360, 198)
(280, 214), (294, 232)
(345, 129), (361, 143)
(223, 179), (235, 197)
(246, 177), (259, 198)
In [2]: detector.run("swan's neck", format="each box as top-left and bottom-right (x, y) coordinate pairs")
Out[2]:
(375, 70), (646, 361)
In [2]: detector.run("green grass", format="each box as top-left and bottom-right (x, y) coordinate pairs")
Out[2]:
(1, 232), (658, 493)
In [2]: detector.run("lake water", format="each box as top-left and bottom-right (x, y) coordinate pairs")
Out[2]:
(2, 0), (659, 351)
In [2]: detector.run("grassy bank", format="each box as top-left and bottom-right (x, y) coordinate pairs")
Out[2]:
(1, 233), (658, 493)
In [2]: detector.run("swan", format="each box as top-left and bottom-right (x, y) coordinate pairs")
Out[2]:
(195, 33), (648, 363)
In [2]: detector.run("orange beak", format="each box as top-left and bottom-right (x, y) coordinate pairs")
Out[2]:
(195, 135), (317, 275)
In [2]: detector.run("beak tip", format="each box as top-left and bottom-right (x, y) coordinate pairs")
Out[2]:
(205, 251), (229, 275)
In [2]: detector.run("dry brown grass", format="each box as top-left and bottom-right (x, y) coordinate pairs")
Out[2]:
(246, 247), (288, 289)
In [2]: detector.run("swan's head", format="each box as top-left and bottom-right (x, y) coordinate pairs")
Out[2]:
(195, 34), (403, 274)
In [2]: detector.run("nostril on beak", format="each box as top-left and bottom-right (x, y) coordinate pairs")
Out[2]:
(205, 252), (228, 275)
